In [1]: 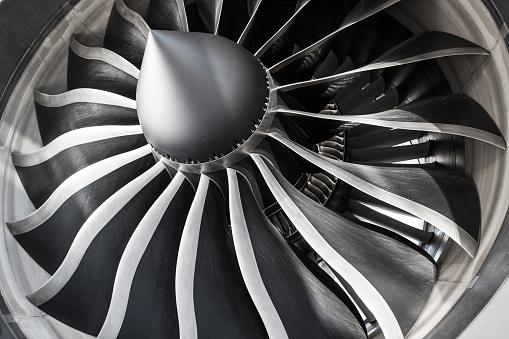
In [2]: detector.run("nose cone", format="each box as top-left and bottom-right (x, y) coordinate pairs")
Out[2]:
(136, 30), (269, 163)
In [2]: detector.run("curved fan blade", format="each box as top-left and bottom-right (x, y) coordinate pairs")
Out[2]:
(195, 0), (224, 34)
(26, 166), (171, 336)
(254, 0), (310, 58)
(146, 0), (189, 31)
(26, 162), (167, 305)
(13, 126), (145, 208)
(347, 199), (433, 243)
(237, 0), (262, 45)
(349, 141), (430, 164)
(9, 150), (154, 276)
(96, 172), (187, 338)
(228, 168), (367, 338)
(103, 0), (150, 68)
(252, 154), (434, 339)
(270, 0), (402, 73)
(34, 89), (138, 145)
(68, 38), (138, 100)
(278, 94), (505, 148)
(268, 132), (480, 257)
(176, 175), (267, 338)
(276, 32), (488, 111)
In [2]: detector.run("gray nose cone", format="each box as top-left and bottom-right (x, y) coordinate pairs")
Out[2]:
(136, 30), (269, 163)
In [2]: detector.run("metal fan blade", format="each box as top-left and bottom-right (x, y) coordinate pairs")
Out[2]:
(26, 164), (171, 336)
(254, 0), (310, 58)
(146, 0), (189, 31)
(34, 89), (138, 145)
(103, 0), (150, 68)
(227, 168), (367, 338)
(68, 37), (138, 99)
(278, 94), (506, 148)
(26, 161), (167, 306)
(252, 154), (410, 339)
(268, 132), (480, 257)
(276, 32), (488, 111)
(347, 199), (433, 243)
(11, 151), (154, 282)
(7, 145), (151, 235)
(13, 126), (145, 208)
(237, 0), (262, 45)
(349, 141), (430, 164)
(176, 175), (267, 338)
(269, 0), (402, 73)
(96, 172), (186, 338)
(196, 0), (224, 34)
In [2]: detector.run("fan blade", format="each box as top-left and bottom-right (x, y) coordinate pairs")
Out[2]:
(254, 0), (310, 58)
(349, 141), (430, 164)
(176, 175), (267, 338)
(268, 132), (480, 257)
(68, 38), (138, 100)
(103, 0), (150, 68)
(34, 89), (138, 145)
(227, 168), (367, 338)
(237, 0), (262, 45)
(276, 32), (488, 111)
(196, 0), (224, 34)
(146, 0), (189, 31)
(253, 154), (419, 339)
(278, 94), (505, 148)
(348, 128), (420, 149)
(347, 199), (433, 243)
(11, 151), (155, 278)
(13, 126), (145, 208)
(270, 0), (402, 73)
(7, 145), (151, 235)
(26, 161), (167, 306)
(96, 172), (187, 338)
(26, 165), (170, 336)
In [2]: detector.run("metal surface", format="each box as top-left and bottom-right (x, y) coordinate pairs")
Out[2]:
(137, 30), (269, 163)
(196, 0), (224, 34)
(227, 169), (289, 339)
(12, 125), (143, 167)
(276, 32), (488, 107)
(97, 172), (185, 339)
(268, 132), (480, 257)
(269, 0), (402, 73)
(251, 153), (404, 339)
(254, 0), (310, 58)
(175, 174), (209, 339)
(34, 88), (137, 109)
(69, 36), (140, 78)
(146, 0), (189, 32)
(26, 162), (166, 306)
(7, 145), (151, 235)
(278, 94), (505, 148)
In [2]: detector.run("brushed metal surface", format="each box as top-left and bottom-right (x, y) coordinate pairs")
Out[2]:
(137, 30), (269, 163)
(251, 153), (404, 339)
(269, 132), (479, 257)
(196, 0), (224, 34)
(254, 0), (310, 58)
(12, 125), (142, 167)
(269, 0), (402, 73)
(278, 94), (505, 148)
(227, 169), (289, 339)
(26, 162), (166, 306)
(175, 174), (209, 339)
(276, 32), (488, 93)
(69, 36), (140, 78)
(34, 88), (137, 109)
(96, 171), (185, 339)
(6, 145), (151, 235)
